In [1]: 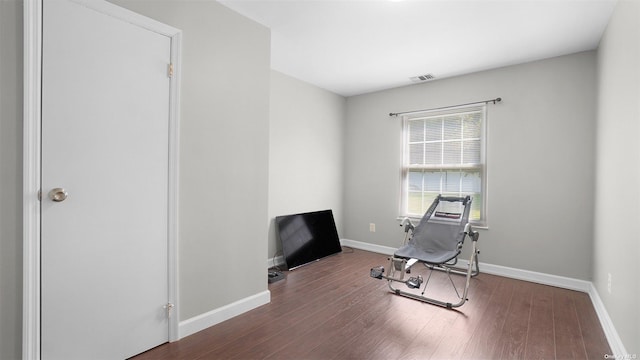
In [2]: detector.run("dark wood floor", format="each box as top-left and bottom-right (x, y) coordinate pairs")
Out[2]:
(133, 248), (611, 359)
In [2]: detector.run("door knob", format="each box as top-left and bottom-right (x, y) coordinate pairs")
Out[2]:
(48, 188), (68, 202)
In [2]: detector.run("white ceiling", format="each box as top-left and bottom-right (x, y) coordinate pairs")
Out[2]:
(218, 0), (616, 97)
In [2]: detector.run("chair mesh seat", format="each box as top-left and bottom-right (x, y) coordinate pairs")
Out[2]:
(394, 197), (470, 266)
(394, 244), (459, 265)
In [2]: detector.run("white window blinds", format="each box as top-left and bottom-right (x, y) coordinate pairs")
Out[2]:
(402, 105), (486, 224)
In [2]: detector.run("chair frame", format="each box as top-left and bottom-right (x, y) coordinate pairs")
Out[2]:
(370, 195), (480, 309)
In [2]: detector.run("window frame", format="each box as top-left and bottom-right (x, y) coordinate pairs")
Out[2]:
(399, 104), (488, 226)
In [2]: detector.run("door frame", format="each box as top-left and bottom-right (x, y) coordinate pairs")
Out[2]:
(23, 1), (181, 358)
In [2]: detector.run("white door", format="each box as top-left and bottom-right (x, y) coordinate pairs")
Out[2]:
(41, 1), (173, 358)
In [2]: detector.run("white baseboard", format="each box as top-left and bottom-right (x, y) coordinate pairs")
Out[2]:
(267, 255), (285, 268)
(340, 238), (625, 355)
(588, 284), (628, 357)
(341, 238), (396, 256)
(341, 238), (590, 291)
(178, 290), (271, 339)
(464, 260), (591, 292)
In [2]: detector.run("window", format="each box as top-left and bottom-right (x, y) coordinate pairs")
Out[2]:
(401, 105), (486, 224)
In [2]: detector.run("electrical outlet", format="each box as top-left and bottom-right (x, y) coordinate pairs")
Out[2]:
(369, 223), (376, 232)
(607, 273), (612, 294)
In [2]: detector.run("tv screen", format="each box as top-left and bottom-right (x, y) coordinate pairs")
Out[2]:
(276, 209), (342, 270)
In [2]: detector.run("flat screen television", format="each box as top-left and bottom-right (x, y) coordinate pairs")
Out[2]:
(276, 209), (342, 270)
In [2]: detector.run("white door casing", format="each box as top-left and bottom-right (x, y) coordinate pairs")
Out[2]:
(23, 0), (181, 358)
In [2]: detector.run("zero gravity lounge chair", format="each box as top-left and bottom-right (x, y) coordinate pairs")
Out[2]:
(370, 195), (480, 308)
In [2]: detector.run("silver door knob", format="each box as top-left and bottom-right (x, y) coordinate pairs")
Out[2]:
(48, 188), (68, 202)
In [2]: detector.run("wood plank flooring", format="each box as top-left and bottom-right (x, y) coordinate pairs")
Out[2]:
(133, 248), (611, 359)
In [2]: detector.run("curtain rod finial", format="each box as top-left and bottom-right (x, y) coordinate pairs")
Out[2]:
(495, 97), (502, 103)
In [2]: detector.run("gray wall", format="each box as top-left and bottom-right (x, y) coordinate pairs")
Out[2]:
(109, 0), (271, 320)
(344, 51), (597, 280)
(0, 1), (23, 359)
(268, 70), (346, 260)
(595, 0), (640, 354)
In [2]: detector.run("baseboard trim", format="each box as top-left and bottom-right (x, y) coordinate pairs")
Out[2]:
(267, 255), (285, 268)
(464, 260), (591, 292)
(340, 238), (625, 355)
(341, 238), (590, 291)
(178, 290), (271, 339)
(341, 238), (396, 256)
(588, 284), (628, 357)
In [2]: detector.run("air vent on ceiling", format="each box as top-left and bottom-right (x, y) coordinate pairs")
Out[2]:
(410, 74), (435, 83)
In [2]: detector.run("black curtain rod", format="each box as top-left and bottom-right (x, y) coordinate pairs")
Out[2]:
(389, 97), (502, 117)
